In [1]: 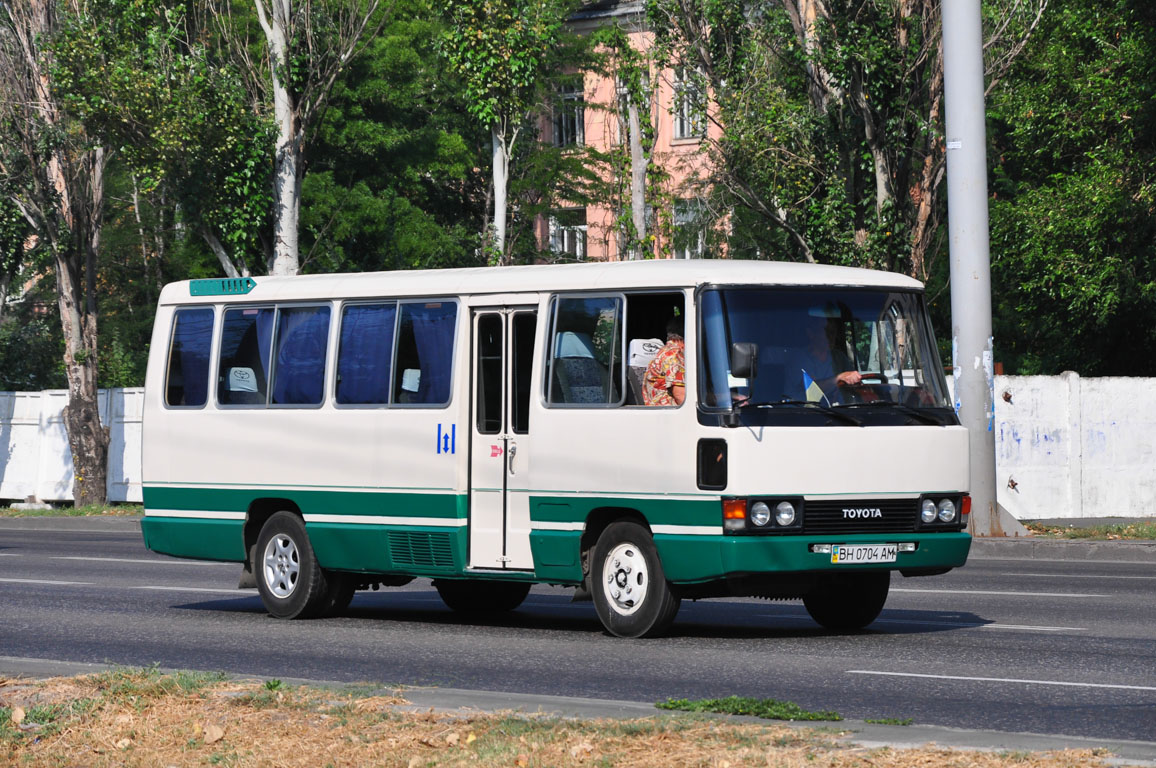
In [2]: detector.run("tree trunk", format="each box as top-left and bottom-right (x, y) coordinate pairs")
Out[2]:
(628, 100), (647, 260)
(13, 0), (110, 505)
(200, 227), (248, 278)
(257, 0), (302, 276)
(491, 126), (510, 264)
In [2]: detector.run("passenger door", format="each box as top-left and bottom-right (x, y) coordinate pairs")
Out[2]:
(469, 308), (536, 569)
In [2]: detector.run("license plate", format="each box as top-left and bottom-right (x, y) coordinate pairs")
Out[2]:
(831, 543), (897, 564)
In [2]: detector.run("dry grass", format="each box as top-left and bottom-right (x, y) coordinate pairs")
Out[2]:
(1023, 520), (1156, 540)
(0, 669), (1111, 767)
(0, 503), (141, 517)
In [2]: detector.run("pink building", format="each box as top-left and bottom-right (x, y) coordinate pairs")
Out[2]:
(536, 0), (723, 261)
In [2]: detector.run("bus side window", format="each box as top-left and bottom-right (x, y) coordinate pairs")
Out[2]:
(218, 308), (274, 406)
(335, 303), (397, 405)
(270, 306), (330, 406)
(166, 308), (214, 407)
(393, 301), (457, 406)
(623, 292), (685, 406)
(546, 296), (623, 406)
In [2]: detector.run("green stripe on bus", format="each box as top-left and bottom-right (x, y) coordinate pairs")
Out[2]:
(143, 486), (465, 519)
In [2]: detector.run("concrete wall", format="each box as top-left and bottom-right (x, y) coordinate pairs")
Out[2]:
(0, 388), (143, 504)
(1, 376), (1153, 516)
(994, 373), (1156, 519)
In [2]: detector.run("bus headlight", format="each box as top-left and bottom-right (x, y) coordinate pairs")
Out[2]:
(774, 501), (796, 527)
(921, 499), (938, 523)
(750, 501), (772, 527)
(937, 498), (957, 523)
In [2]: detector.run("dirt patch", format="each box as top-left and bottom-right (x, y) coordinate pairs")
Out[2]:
(0, 671), (1112, 767)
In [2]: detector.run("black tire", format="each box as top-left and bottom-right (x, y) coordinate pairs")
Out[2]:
(434, 579), (531, 613)
(322, 573), (358, 617)
(590, 521), (681, 638)
(255, 511), (332, 619)
(803, 571), (890, 631)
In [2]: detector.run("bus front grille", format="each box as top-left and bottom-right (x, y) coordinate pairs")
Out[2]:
(802, 499), (918, 534)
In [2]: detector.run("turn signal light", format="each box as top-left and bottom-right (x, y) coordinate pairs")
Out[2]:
(961, 495), (972, 521)
(723, 498), (746, 531)
(723, 499), (746, 519)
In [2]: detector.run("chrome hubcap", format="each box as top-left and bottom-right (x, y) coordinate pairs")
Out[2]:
(262, 534), (300, 599)
(601, 542), (648, 616)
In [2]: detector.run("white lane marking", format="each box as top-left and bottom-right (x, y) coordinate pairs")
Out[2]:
(133, 586), (245, 595)
(0, 577), (93, 586)
(0, 553), (22, 557)
(50, 556), (217, 566)
(1000, 572), (1156, 580)
(891, 588), (1106, 598)
(847, 670), (1156, 692)
(762, 613), (1085, 632)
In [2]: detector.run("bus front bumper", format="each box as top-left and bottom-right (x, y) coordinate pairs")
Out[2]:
(655, 531), (972, 584)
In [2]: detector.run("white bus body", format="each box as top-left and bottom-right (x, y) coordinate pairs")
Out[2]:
(142, 260), (970, 637)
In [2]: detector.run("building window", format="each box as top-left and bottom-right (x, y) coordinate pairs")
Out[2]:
(673, 199), (706, 259)
(672, 67), (706, 140)
(549, 208), (587, 260)
(553, 82), (585, 148)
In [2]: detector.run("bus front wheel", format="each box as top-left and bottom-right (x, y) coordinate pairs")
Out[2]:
(803, 571), (890, 631)
(255, 511), (333, 619)
(591, 521), (680, 638)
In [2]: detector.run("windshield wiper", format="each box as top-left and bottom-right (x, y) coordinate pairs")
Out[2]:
(738, 398), (862, 426)
(842, 399), (944, 425)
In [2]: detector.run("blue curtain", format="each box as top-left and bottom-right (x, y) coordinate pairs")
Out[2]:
(336, 304), (396, 404)
(172, 308), (213, 406)
(408, 303), (457, 404)
(272, 306), (330, 405)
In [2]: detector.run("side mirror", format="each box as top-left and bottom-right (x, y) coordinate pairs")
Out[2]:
(730, 342), (758, 380)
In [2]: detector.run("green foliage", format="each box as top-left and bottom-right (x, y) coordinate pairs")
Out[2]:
(647, 0), (943, 275)
(439, 0), (566, 129)
(51, 0), (274, 272)
(657, 696), (842, 722)
(303, 0), (489, 272)
(0, 313), (65, 391)
(989, 0), (1156, 374)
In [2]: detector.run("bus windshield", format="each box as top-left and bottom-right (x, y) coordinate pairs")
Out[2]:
(699, 287), (952, 425)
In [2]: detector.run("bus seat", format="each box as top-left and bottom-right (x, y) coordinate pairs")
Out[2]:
(627, 366), (647, 404)
(554, 356), (608, 404)
(223, 367), (264, 404)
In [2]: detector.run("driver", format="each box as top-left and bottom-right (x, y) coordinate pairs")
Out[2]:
(789, 315), (861, 402)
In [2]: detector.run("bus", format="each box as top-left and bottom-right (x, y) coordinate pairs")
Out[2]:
(141, 259), (970, 638)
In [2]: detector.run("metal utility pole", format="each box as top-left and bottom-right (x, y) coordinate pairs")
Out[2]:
(942, 0), (1000, 536)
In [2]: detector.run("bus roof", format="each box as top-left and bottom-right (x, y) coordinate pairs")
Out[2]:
(158, 259), (925, 305)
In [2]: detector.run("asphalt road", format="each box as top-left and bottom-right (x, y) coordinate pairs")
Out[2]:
(1, 520), (1153, 745)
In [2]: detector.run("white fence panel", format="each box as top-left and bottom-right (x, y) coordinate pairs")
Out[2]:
(0, 388), (143, 504)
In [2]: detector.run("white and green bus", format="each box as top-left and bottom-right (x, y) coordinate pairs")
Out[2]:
(142, 260), (970, 637)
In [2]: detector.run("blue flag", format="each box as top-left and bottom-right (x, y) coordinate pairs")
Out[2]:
(802, 369), (828, 405)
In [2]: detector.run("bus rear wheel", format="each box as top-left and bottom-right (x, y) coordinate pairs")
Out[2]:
(255, 511), (332, 619)
(803, 571), (890, 631)
(434, 579), (531, 614)
(591, 521), (680, 638)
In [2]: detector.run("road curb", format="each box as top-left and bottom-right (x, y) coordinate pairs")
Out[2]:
(969, 536), (1156, 563)
(0, 515), (142, 534)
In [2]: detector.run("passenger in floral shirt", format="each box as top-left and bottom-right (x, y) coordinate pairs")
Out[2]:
(643, 315), (685, 406)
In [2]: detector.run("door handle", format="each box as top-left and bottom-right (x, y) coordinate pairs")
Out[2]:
(508, 442), (517, 475)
